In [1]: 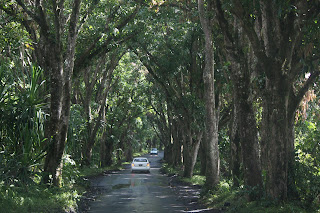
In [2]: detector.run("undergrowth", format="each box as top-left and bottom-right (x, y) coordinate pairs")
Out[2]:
(0, 164), (122, 213)
(0, 178), (83, 213)
(0, 150), (148, 213)
(161, 163), (319, 213)
(201, 184), (316, 213)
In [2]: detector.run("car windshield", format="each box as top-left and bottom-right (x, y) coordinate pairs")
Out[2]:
(151, 148), (157, 151)
(134, 158), (147, 162)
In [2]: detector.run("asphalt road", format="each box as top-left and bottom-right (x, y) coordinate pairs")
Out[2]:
(86, 151), (214, 213)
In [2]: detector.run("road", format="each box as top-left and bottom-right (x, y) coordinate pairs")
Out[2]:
(86, 151), (214, 213)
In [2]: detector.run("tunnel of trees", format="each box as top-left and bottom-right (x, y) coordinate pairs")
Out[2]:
(0, 0), (320, 211)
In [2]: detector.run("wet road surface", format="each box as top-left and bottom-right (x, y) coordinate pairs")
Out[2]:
(86, 151), (214, 213)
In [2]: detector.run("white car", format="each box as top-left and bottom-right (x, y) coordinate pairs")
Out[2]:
(131, 157), (150, 173)
(150, 148), (158, 155)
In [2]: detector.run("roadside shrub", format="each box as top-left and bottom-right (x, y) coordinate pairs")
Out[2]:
(0, 65), (47, 185)
(294, 121), (320, 210)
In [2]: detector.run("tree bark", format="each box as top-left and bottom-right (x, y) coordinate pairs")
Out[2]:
(171, 118), (182, 167)
(259, 70), (291, 200)
(100, 134), (111, 167)
(234, 65), (262, 199)
(230, 122), (241, 187)
(225, 23), (262, 197)
(199, 134), (207, 176)
(81, 54), (119, 165)
(100, 105), (114, 167)
(181, 123), (203, 178)
(42, 0), (82, 186)
(164, 143), (174, 165)
(227, 0), (320, 200)
(198, 0), (220, 187)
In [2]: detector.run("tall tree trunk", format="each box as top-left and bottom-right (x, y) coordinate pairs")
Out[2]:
(214, 0), (263, 193)
(100, 105), (114, 168)
(100, 135), (114, 167)
(228, 44), (262, 199)
(261, 74), (290, 200)
(43, 0), (81, 186)
(230, 123), (241, 187)
(198, 0), (220, 187)
(82, 54), (118, 165)
(235, 69), (262, 199)
(287, 112), (299, 199)
(228, 0), (320, 200)
(260, 67), (319, 200)
(172, 119), (182, 167)
(164, 143), (174, 165)
(181, 122), (202, 178)
(199, 134), (207, 176)
(43, 40), (64, 185)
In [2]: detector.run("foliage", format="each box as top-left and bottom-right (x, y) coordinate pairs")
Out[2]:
(160, 163), (183, 176)
(100, 52), (154, 158)
(181, 175), (206, 186)
(66, 51), (156, 166)
(1, 0), (320, 211)
(66, 104), (87, 164)
(161, 161), (310, 212)
(0, 156), (134, 213)
(0, 12), (31, 65)
(200, 180), (311, 213)
(0, 65), (47, 185)
(0, 183), (80, 213)
(294, 100), (320, 210)
(218, 128), (231, 178)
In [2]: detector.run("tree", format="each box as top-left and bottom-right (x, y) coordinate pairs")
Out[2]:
(0, 0), (141, 185)
(228, 0), (320, 200)
(79, 52), (122, 166)
(99, 52), (153, 166)
(132, 35), (205, 178)
(0, 0), (83, 185)
(294, 88), (320, 206)
(213, 0), (263, 199)
(198, 0), (220, 188)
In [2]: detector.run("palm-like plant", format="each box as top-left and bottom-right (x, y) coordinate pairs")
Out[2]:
(0, 65), (48, 185)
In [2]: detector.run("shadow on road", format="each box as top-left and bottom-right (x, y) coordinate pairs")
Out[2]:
(78, 151), (221, 213)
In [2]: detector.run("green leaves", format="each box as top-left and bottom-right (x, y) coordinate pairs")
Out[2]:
(295, 103), (320, 207)
(0, 65), (47, 185)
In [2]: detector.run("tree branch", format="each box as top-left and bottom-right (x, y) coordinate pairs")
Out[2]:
(74, 6), (140, 75)
(231, 0), (268, 72)
(294, 69), (320, 110)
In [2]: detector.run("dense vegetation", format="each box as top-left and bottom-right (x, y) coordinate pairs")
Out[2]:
(0, 0), (319, 212)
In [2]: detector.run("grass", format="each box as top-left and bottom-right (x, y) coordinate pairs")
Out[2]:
(181, 175), (206, 186)
(204, 190), (310, 212)
(0, 182), (81, 213)
(202, 182), (318, 213)
(201, 180), (320, 213)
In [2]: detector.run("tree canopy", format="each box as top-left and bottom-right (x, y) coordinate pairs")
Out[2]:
(0, 0), (320, 212)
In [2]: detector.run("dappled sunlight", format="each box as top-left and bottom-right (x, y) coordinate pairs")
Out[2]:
(183, 208), (216, 213)
(155, 195), (170, 199)
(86, 152), (213, 212)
